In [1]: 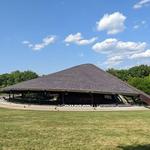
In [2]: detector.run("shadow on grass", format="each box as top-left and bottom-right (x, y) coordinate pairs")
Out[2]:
(118, 144), (150, 150)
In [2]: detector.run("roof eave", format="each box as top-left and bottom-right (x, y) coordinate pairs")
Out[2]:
(1, 88), (139, 96)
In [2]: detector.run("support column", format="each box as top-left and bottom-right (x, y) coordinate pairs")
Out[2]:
(12, 92), (14, 99)
(90, 93), (94, 107)
(61, 93), (65, 105)
(44, 91), (47, 98)
(9, 92), (11, 100)
(21, 93), (23, 98)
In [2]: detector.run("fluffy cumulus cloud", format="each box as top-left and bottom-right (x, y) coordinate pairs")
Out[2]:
(92, 38), (146, 54)
(92, 38), (150, 66)
(96, 12), (126, 34)
(22, 35), (56, 51)
(64, 32), (97, 46)
(133, 0), (150, 9)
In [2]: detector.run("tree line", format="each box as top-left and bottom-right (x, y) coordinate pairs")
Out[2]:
(107, 65), (150, 94)
(0, 71), (38, 88)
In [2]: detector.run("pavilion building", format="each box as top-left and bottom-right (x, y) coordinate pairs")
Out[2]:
(1, 64), (150, 106)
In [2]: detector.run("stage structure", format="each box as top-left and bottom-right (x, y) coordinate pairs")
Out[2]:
(1, 64), (150, 106)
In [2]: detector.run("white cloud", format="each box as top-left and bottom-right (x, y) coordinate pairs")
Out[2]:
(28, 44), (33, 48)
(142, 20), (146, 24)
(64, 32), (97, 46)
(104, 56), (123, 66)
(22, 35), (56, 51)
(77, 38), (97, 45)
(22, 41), (30, 44)
(130, 49), (150, 58)
(133, 25), (139, 29)
(92, 38), (149, 66)
(92, 38), (146, 54)
(65, 33), (81, 43)
(96, 12), (126, 34)
(33, 36), (56, 50)
(133, 20), (147, 30)
(133, 0), (150, 9)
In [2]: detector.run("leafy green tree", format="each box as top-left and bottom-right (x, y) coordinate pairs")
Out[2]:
(107, 68), (129, 81)
(107, 65), (150, 94)
(128, 76), (150, 94)
(0, 71), (38, 88)
(107, 65), (150, 81)
(128, 65), (150, 78)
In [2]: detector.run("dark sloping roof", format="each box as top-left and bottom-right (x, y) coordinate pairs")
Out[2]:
(1, 64), (143, 95)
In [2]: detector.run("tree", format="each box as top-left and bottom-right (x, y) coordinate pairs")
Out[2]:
(107, 65), (150, 94)
(107, 65), (150, 81)
(107, 68), (129, 81)
(128, 76), (150, 94)
(0, 71), (38, 88)
(128, 65), (150, 78)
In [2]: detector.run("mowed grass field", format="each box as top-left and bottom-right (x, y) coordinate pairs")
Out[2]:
(0, 109), (150, 150)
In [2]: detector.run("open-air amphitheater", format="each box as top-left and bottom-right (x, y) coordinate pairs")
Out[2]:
(0, 64), (150, 111)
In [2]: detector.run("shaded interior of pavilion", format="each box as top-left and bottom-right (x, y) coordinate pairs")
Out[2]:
(3, 90), (146, 106)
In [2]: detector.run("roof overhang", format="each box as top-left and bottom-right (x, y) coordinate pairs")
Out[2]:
(1, 88), (139, 96)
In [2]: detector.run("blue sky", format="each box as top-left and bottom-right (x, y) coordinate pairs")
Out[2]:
(0, 0), (150, 74)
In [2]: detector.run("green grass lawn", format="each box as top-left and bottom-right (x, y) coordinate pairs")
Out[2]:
(0, 109), (150, 150)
